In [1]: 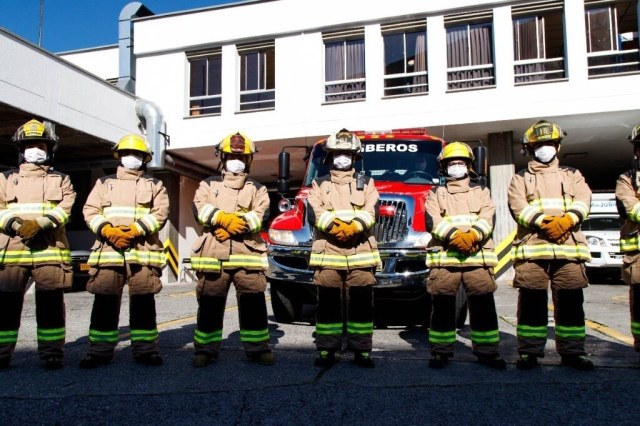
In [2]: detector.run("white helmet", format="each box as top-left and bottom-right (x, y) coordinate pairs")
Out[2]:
(325, 129), (362, 155)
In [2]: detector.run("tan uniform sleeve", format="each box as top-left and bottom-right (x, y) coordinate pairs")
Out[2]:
(0, 172), (16, 235)
(471, 187), (495, 240)
(44, 174), (76, 229)
(353, 178), (379, 231)
(307, 178), (335, 232)
(193, 178), (216, 227)
(133, 179), (169, 236)
(565, 168), (591, 224)
(239, 183), (270, 232)
(508, 173), (543, 229)
(616, 172), (640, 222)
(83, 178), (109, 236)
(426, 188), (457, 242)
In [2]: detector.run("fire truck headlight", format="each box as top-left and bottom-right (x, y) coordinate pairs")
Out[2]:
(413, 232), (432, 247)
(268, 229), (298, 245)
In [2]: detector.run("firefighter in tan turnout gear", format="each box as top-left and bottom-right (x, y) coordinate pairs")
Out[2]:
(425, 142), (505, 370)
(615, 124), (640, 362)
(190, 132), (273, 367)
(307, 129), (380, 368)
(508, 120), (594, 371)
(79, 134), (169, 368)
(0, 119), (76, 370)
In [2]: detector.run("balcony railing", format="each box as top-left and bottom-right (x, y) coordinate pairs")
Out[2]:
(447, 64), (495, 91)
(239, 89), (275, 112)
(324, 78), (366, 103)
(514, 57), (566, 84)
(383, 71), (428, 97)
(587, 49), (640, 77)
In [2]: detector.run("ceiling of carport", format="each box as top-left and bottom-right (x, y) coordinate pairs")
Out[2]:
(0, 102), (115, 171)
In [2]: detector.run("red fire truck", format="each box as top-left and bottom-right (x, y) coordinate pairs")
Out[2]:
(267, 129), (479, 327)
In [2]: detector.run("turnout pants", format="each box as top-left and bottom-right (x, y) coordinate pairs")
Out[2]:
(313, 268), (376, 352)
(427, 267), (499, 357)
(0, 265), (67, 362)
(194, 269), (270, 357)
(85, 265), (161, 359)
(513, 260), (588, 357)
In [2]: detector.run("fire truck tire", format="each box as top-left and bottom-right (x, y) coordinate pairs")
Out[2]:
(270, 281), (302, 323)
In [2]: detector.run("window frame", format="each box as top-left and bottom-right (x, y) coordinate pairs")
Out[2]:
(187, 50), (222, 117)
(382, 20), (428, 98)
(323, 29), (366, 103)
(238, 41), (275, 112)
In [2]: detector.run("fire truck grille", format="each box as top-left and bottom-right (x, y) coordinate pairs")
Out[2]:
(374, 200), (409, 243)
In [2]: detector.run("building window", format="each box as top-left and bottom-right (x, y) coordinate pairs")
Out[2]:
(188, 50), (222, 116)
(585, 0), (639, 77)
(382, 20), (427, 97)
(238, 41), (275, 111)
(445, 11), (495, 91)
(323, 29), (366, 103)
(512, 2), (565, 84)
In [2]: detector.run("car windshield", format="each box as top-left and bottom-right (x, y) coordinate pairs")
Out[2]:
(303, 139), (442, 186)
(582, 216), (623, 231)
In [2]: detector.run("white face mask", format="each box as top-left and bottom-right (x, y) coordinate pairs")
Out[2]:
(534, 145), (557, 163)
(121, 155), (143, 170)
(226, 159), (246, 174)
(23, 147), (47, 164)
(447, 164), (468, 179)
(333, 154), (352, 170)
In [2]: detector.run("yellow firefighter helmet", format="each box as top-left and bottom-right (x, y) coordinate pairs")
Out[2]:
(12, 119), (59, 152)
(217, 132), (256, 156)
(629, 124), (640, 144)
(438, 142), (475, 163)
(113, 134), (153, 163)
(522, 120), (565, 146)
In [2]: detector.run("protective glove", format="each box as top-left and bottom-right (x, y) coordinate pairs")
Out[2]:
(341, 221), (361, 238)
(17, 219), (42, 241)
(101, 224), (133, 251)
(329, 218), (350, 240)
(215, 212), (248, 235)
(453, 230), (479, 255)
(214, 227), (231, 242)
(540, 214), (574, 243)
(123, 224), (143, 239)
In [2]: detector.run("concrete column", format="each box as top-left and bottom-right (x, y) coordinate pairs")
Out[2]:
(365, 23), (383, 101)
(488, 131), (517, 282)
(426, 15), (447, 96)
(493, 5), (515, 89)
(564, 0), (589, 82)
(152, 170), (180, 283)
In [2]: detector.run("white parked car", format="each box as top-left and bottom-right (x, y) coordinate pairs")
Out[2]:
(582, 214), (624, 273)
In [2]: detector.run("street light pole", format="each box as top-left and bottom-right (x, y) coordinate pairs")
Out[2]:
(38, 0), (44, 47)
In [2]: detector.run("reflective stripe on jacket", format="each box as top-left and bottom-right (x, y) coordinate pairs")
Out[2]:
(190, 172), (269, 273)
(425, 177), (497, 267)
(507, 158), (591, 261)
(83, 167), (169, 268)
(0, 164), (76, 266)
(307, 170), (381, 270)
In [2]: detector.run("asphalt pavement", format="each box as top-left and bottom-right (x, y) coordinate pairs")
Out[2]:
(0, 279), (638, 425)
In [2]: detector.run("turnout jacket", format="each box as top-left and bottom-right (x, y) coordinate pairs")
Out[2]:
(84, 167), (169, 268)
(307, 169), (381, 270)
(190, 172), (269, 272)
(425, 177), (497, 267)
(0, 163), (76, 266)
(615, 170), (640, 253)
(507, 158), (591, 261)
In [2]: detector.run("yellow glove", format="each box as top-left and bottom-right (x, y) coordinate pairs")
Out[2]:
(214, 227), (231, 242)
(329, 218), (350, 242)
(216, 212), (248, 235)
(17, 219), (42, 241)
(453, 230), (479, 255)
(123, 224), (143, 239)
(342, 221), (361, 238)
(101, 224), (133, 250)
(540, 214), (574, 243)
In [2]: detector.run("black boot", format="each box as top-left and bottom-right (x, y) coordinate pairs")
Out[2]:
(516, 354), (538, 370)
(0, 358), (11, 370)
(247, 349), (275, 366)
(353, 351), (375, 368)
(43, 356), (64, 370)
(134, 352), (163, 366)
(429, 353), (449, 369)
(561, 355), (594, 371)
(79, 354), (111, 369)
(477, 354), (506, 370)
(314, 350), (337, 367)
(192, 352), (218, 368)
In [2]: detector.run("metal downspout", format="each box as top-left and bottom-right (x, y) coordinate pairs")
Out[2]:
(135, 98), (167, 170)
(116, 2), (153, 94)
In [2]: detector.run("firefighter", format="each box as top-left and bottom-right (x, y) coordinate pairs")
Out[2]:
(79, 134), (169, 368)
(508, 120), (594, 371)
(0, 119), (76, 370)
(425, 142), (505, 369)
(190, 132), (273, 367)
(307, 129), (381, 368)
(615, 124), (640, 362)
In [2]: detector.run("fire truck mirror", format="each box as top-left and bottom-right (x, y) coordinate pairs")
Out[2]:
(277, 151), (291, 194)
(472, 145), (487, 177)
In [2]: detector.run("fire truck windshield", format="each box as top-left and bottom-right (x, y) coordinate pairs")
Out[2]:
(304, 140), (442, 186)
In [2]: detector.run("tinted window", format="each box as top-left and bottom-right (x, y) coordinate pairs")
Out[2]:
(582, 216), (623, 231)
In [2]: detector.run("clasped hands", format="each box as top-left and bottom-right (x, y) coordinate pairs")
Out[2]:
(449, 229), (481, 255)
(539, 213), (574, 244)
(101, 224), (142, 250)
(328, 218), (361, 243)
(213, 212), (248, 242)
